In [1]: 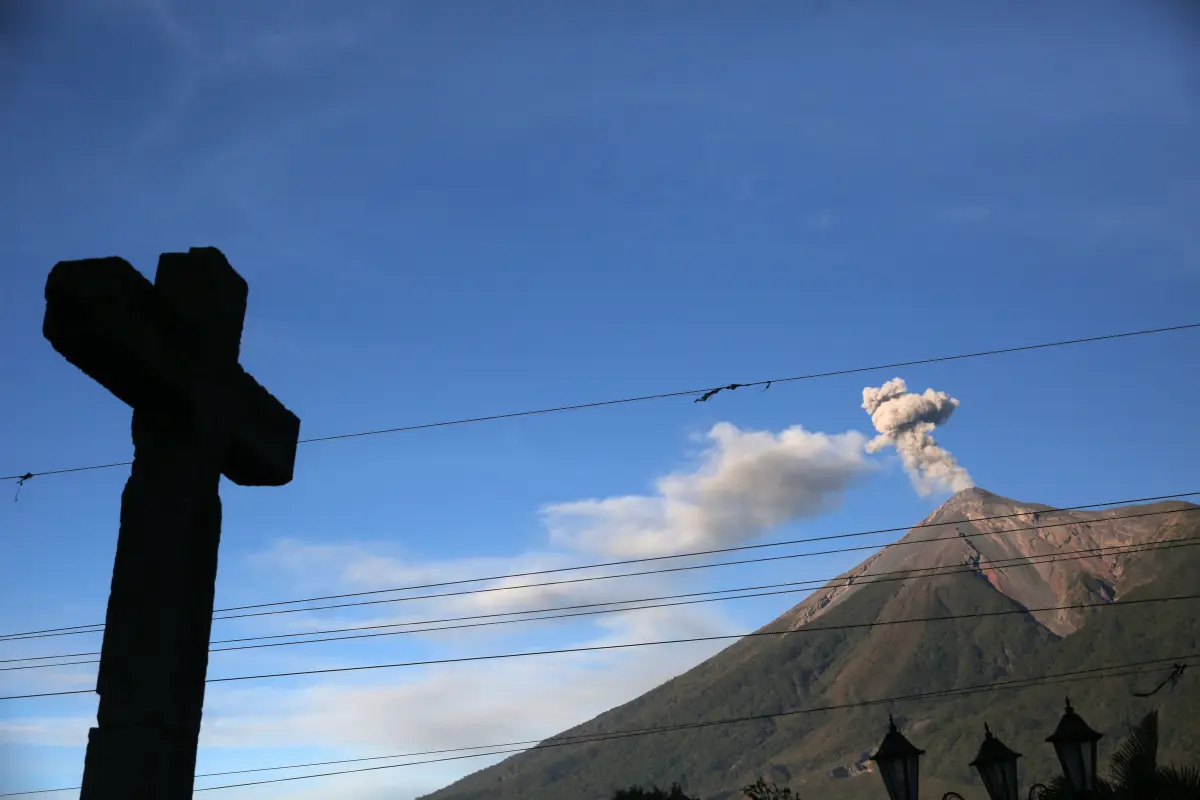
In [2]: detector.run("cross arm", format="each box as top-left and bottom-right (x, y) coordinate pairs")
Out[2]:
(44, 254), (301, 488)
(225, 369), (300, 487)
(44, 256), (190, 412)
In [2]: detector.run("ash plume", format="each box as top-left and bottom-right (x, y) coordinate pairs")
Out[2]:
(862, 377), (974, 496)
(541, 422), (870, 558)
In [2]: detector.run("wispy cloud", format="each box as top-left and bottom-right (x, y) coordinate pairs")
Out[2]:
(935, 204), (992, 223)
(155, 417), (876, 795)
(200, 548), (734, 798)
(199, 618), (728, 754)
(0, 414), (880, 797)
(0, 580), (733, 798)
(805, 210), (837, 230)
(193, 620), (730, 798)
(125, 0), (376, 152)
(0, 714), (93, 748)
(248, 538), (712, 647)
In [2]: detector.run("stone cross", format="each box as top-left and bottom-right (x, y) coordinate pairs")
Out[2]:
(43, 247), (301, 799)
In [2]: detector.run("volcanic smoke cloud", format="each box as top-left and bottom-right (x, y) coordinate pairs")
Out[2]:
(862, 378), (974, 496)
(541, 422), (870, 558)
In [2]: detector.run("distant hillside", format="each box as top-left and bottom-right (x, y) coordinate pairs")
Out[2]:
(419, 488), (1200, 800)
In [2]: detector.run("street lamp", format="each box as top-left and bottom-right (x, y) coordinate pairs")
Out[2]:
(871, 715), (925, 800)
(1046, 697), (1103, 798)
(943, 788), (1046, 800)
(941, 725), (1048, 800)
(969, 724), (1022, 800)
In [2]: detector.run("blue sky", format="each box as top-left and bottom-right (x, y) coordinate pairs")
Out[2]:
(1, 0), (1198, 797)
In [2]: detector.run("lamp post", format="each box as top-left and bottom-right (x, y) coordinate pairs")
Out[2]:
(881, 699), (1096, 800)
(871, 715), (925, 800)
(940, 724), (1049, 800)
(1046, 697), (1103, 798)
(942, 789), (1046, 800)
(968, 724), (1023, 800)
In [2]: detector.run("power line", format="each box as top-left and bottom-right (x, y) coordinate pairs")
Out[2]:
(206, 503), (1200, 624)
(7, 536), (1196, 671)
(4, 653), (1187, 796)
(4, 493), (1195, 643)
(4, 501), (1195, 644)
(11, 537), (1188, 667)
(193, 658), (1199, 792)
(4, 321), (1197, 485)
(4, 590), (1197, 703)
(208, 493), (1200, 615)
(192, 593), (1200, 685)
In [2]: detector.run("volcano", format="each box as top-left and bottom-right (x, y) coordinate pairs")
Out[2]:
(420, 488), (1200, 800)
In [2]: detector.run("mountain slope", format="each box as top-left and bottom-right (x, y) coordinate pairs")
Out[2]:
(420, 489), (1200, 800)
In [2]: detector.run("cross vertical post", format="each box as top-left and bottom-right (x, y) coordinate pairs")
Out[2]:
(43, 247), (301, 798)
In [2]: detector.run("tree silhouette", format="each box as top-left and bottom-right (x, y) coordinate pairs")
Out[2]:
(609, 778), (805, 799)
(1042, 710), (1200, 799)
(611, 783), (698, 800)
(741, 776), (801, 799)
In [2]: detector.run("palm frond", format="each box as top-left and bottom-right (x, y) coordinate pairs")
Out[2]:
(1039, 774), (1117, 800)
(1038, 775), (1075, 800)
(1109, 710), (1159, 790)
(1156, 764), (1200, 799)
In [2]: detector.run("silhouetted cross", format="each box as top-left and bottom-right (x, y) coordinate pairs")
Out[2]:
(43, 247), (301, 799)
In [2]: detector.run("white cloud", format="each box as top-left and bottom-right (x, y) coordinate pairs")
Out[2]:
(1, 415), (879, 798)
(541, 422), (870, 558)
(0, 714), (93, 748)
(200, 619), (727, 755)
(2, 584), (735, 799)
(242, 538), (723, 654)
(186, 601), (735, 799)
(253, 540), (639, 615)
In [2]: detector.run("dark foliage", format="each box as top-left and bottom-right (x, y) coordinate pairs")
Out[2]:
(612, 783), (699, 800)
(1041, 711), (1200, 800)
(742, 777), (800, 799)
